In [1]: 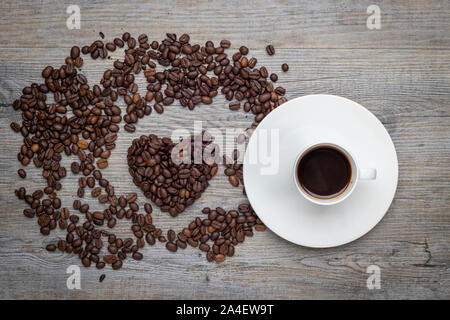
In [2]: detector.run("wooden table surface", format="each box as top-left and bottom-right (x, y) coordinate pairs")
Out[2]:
(0, 0), (449, 300)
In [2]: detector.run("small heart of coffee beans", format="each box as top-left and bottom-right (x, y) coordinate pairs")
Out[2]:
(127, 132), (218, 217)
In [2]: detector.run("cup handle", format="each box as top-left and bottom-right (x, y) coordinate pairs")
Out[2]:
(360, 168), (377, 180)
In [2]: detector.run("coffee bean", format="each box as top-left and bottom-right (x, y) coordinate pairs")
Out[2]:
(103, 254), (117, 264)
(229, 175), (239, 187)
(166, 242), (177, 252)
(224, 168), (236, 176)
(114, 38), (124, 47)
(240, 57), (248, 68)
(145, 233), (155, 245)
(229, 101), (240, 110)
(99, 274), (106, 282)
(144, 203), (153, 214)
(259, 92), (271, 103)
(275, 86), (286, 95)
(176, 240), (186, 249)
(239, 46), (249, 55)
(259, 66), (269, 78)
(46, 244), (56, 252)
(77, 139), (88, 149)
(82, 257), (91, 267)
(270, 73), (278, 82)
(282, 63), (289, 72)
(168, 229), (176, 242)
(215, 254), (226, 262)
(123, 238), (133, 248)
(97, 159), (108, 169)
(18, 169), (26, 178)
(56, 240), (66, 252)
(41, 66), (53, 78)
(112, 260), (123, 270)
(126, 193), (137, 203)
(132, 252), (143, 260)
(122, 32), (130, 41)
(154, 103), (164, 114)
(91, 187), (102, 198)
(266, 45), (275, 55)
(202, 96), (212, 104)
(237, 230), (245, 242)
(220, 40), (231, 48)
(255, 225), (266, 231)
(106, 43), (116, 51)
(124, 124), (136, 132)
(248, 57), (257, 68)
(70, 46), (80, 59)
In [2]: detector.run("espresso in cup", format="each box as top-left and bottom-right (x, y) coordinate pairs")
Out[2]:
(294, 143), (376, 205)
(296, 145), (352, 199)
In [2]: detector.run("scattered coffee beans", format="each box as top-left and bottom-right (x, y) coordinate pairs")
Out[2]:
(11, 32), (288, 272)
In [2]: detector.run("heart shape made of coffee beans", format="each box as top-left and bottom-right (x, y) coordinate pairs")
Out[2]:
(127, 132), (219, 217)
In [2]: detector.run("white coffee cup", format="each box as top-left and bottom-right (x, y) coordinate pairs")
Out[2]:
(293, 143), (376, 205)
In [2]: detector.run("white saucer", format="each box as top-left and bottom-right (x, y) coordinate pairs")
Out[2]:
(243, 94), (398, 248)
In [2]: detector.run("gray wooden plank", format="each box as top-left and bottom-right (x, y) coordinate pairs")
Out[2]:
(0, 106), (448, 299)
(1, 48), (449, 118)
(0, 209), (448, 299)
(0, 0), (449, 49)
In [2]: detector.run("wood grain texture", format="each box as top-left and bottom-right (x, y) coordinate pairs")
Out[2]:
(0, 0), (449, 300)
(0, 0), (449, 49)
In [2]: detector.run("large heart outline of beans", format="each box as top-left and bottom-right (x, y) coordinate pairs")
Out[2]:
(11, 32), (288, 274)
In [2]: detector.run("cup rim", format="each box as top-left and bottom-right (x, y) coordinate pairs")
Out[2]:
(293, 142), (359, 205)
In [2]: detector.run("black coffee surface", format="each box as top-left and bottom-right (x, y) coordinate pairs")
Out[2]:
(297, 147), (351, 198)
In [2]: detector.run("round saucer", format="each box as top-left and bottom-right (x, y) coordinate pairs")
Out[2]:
(243, 94), (398, 248)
